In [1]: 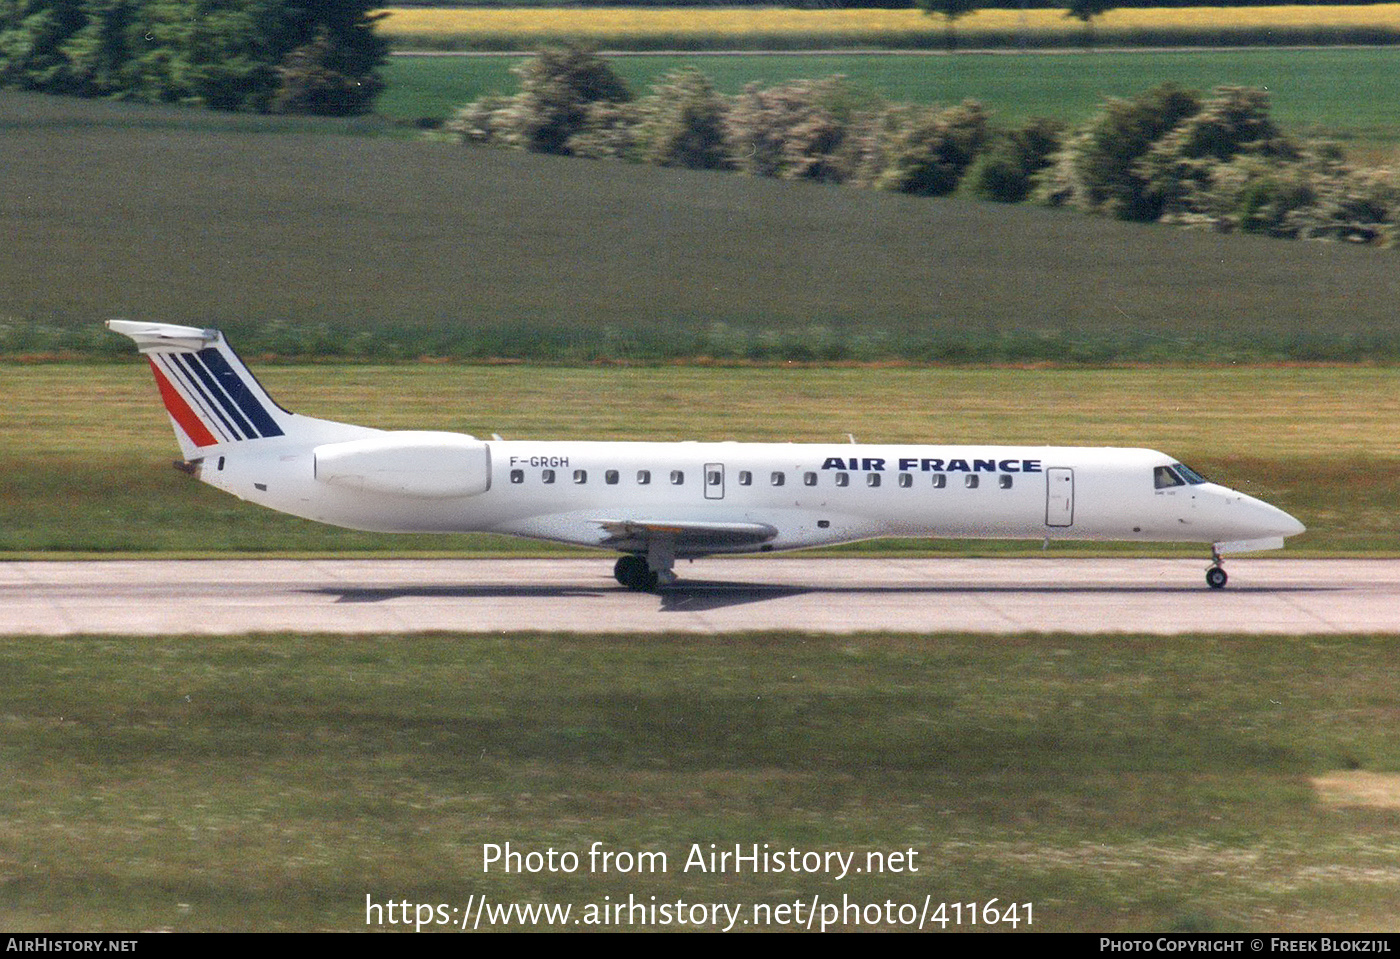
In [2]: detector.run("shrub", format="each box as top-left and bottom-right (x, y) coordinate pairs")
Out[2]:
(505, 44), (632, 155)
(444, 95), (516, 146)
(565, 100), (645, 161)
(637, 68), (730, 171)
(969, 116), (1065, 203)
(1038, 83), (1201, 220)
(871, 100), (989, 197)
(725, 76), (862, 183)
(1136, 86), (1298, 218)
(1186, 147), (1397, 244)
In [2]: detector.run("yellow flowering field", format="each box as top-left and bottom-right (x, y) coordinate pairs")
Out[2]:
(376, 5), (1400, 50)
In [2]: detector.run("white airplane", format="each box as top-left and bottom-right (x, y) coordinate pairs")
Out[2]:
(109, 320), (1305, 590)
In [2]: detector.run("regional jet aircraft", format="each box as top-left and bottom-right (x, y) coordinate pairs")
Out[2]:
(109, 320), (1305, 590)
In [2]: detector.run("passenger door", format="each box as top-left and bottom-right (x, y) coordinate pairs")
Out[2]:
(704, 463), (725, 500)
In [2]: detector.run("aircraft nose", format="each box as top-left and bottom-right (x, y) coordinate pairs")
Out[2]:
(1276, 507), (1307, 539)
(1247, 495), (1306, 539)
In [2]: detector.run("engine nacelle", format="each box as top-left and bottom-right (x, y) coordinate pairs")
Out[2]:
(314, 431), (491, 498)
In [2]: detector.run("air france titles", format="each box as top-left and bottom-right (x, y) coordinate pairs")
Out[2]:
(821, 456), (1043, 474)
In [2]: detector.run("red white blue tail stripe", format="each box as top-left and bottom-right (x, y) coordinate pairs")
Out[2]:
(106, 320), (287, 451)
(146, 348), (285, 447)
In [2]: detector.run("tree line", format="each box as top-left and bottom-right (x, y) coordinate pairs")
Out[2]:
(0, 0), (388, 114)
(448, 46), (1397, 247)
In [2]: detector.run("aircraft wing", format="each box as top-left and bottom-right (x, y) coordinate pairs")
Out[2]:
(596, 519), (779, 553)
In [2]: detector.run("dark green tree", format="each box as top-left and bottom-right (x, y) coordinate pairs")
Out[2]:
(0, 0), (387, 113)
(0, 0), (88, 91)
(915, 0), (979, 52)
(271, 25), (384, 115)
(1065, 0), (1116, 48)
(56, 0), (139, 97)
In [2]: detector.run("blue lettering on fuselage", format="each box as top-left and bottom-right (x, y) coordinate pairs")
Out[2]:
(849, 457), (1046, 474)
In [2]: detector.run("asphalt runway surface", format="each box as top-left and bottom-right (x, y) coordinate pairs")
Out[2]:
(1, 558), (1395, 635)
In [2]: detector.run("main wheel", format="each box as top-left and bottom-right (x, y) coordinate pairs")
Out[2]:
(1206, 566), (1228, 590)
(614, 555), (659, 591)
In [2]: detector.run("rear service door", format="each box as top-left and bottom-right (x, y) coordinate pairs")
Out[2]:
(1046, 467), (1074, 527)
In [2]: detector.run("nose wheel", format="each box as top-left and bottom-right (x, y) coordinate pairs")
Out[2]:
(1206, 546), (1228, 589)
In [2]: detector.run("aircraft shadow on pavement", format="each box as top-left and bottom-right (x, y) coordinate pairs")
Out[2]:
(310, 580), (1336, 613)
(657, 580), (1336, 612)
(309, 582), (806, 611)
(315, 585), (611, 603)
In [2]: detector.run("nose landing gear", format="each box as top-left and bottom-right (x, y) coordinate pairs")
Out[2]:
(1206, 545), (1228, 589)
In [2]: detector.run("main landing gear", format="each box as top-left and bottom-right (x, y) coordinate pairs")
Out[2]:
(1206, 545), (1228, 590)
(613, 554), (676, 591)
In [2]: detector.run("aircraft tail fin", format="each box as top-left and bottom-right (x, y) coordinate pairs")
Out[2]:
(107, 320), (349, 460)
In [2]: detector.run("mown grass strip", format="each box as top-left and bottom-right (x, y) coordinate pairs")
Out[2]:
(4, 363), (1396, 554)
(6, 631), (1400, 930)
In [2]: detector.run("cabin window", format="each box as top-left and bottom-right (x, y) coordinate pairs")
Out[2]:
(542, 469), (555, 484)
(1154, 465), (1184, 489)
(999, 475), (1013, 490)
(965, 475), (979, 489)
(637, 470), (650, 485)
(771, 472), (785, 487)
(738, 471), (752, 486)
(670, 470), (685, 485)
(932, 475), (947, 489)
(834, 472), (849, 487)
(867, 473), (881, 488)
(510, 469), (524, 484)
(605, 470), (619, 485)
(803, 471), (817, 486)
(574, 469), (587, 484)
(898, 473), (912, 488)
(708, 470), (723, 487)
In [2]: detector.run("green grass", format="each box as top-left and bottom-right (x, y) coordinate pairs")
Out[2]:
(380, 48), (1400, 153)
(3, 86), (1400, 367)
(7, 630), (1400, 930)
(3, 363), (1397, 555)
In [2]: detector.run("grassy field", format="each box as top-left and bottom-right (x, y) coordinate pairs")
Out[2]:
(9, 629), (1400, 930)
(4, 362), (1398, 555)
(375, 4), (1400, 51)
(379, 47), (1400, 154)
(3, 89), (1399, 367)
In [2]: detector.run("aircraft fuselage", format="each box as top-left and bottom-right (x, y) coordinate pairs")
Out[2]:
(206, 436), (1302, 557)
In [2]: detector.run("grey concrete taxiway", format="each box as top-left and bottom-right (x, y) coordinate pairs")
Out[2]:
(1, 558), (1396, 635)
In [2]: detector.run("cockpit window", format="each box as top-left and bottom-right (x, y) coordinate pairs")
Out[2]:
(1154, 466), (1184, 489)
(1174, 463), (1208, 485)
